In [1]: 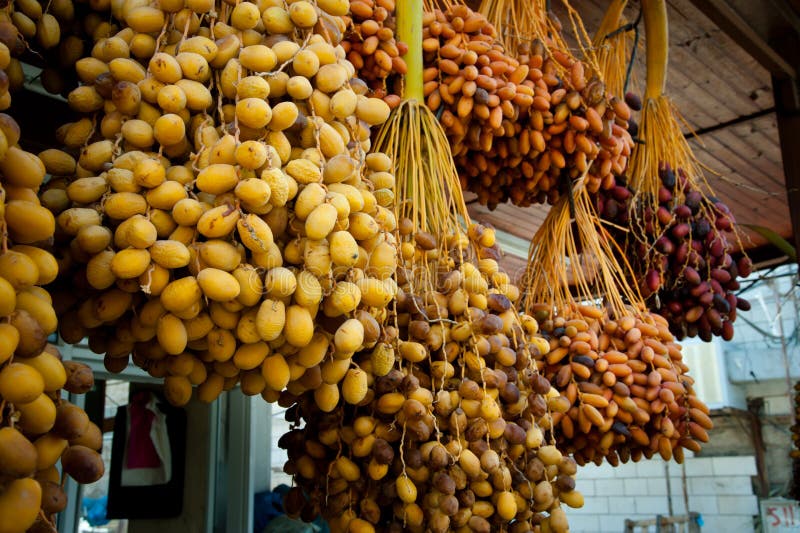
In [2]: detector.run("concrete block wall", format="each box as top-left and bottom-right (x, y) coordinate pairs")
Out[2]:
(567, 455), (759, 532)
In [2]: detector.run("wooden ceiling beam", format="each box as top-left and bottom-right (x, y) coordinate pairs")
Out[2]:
(686, 0), (800, 261)
(735, 242), (791, 270)
(689, 0), (797, 78)
(687, 108), (776, 137)
(767, 0), (800, 35)
(773, 75), (800, 264)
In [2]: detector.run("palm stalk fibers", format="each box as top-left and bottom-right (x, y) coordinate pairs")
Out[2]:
(629, 0), (706, 235)
(521, 176), (644, 319)
(593, 0), (633, 97)
(375, 0), (472, 290)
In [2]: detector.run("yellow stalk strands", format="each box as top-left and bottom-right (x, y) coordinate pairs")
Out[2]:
(374, 101), (469, 244)
(629, 0), (710, 236)
(478, 0), (599, 76)
(593, 0), (633, 97)
(629, 96), (701, 201)
(374, 87), (473, 300)
(558, 0), (601, 75)
(377, 0), (472, 290)
(521, 175), (644, 319)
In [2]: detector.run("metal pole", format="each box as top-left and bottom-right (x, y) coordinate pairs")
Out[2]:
(665, 462), (674, 516)
(688, 511), (701, 532)
(681, 460), (690, 519)
(746, 399), (771, 497)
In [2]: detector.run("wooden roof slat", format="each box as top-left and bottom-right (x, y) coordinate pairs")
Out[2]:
(663, 0), (775, 108)
(641, 2), (774, 112)
(671, 37), (774, 111)
(664, 70), (741, 129)
(690, 148), (791, 231)
(668, 44), (770, 117)
(726, 115), (785, 168)
(499, 254), (529, 283)
(698, 131), (786, 190)
(650, 23), (770, 129)
(689, 128), (786, 190)
(468, 204), (548, 237)
(689, 136), (785, 201)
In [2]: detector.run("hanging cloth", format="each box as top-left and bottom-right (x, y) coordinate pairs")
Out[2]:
(120, 390), (172, 486)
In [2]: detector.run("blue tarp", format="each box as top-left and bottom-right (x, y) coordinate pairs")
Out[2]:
(82, 496), (111, 527)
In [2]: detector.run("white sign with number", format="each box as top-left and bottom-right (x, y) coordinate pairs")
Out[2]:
(761, 498), (800, 532)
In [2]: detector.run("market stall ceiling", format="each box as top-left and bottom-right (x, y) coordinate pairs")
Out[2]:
(465, 0), (792, 277)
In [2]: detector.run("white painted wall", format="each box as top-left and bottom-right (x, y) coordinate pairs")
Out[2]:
(567, 455), (759, 532)
(724, 267), (799, 386)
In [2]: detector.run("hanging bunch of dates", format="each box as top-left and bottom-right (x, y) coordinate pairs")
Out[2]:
(448, 31), (634, 209)
(342, 0), (408, 95)
(277, 223), (582, 533)
(595, 164), (752, 342)
(531, 305), (712, 466)
(342, 0), (634, 208)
